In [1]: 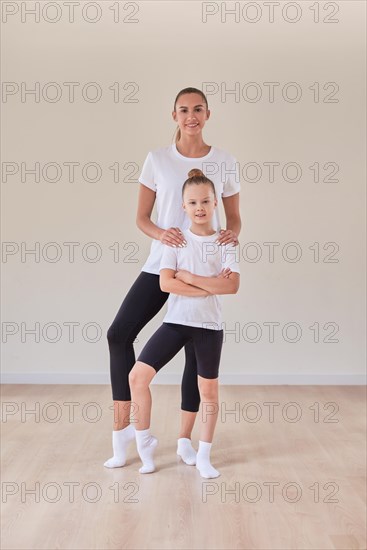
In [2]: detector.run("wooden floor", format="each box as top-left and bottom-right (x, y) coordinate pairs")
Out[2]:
(1, 384), (366, 550)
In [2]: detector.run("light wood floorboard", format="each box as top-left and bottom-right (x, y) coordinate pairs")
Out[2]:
(1, 384), (366, 550)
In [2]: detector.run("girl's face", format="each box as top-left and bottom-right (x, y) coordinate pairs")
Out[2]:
(172, 93), (210, 137)
(182, 183), (217, 225)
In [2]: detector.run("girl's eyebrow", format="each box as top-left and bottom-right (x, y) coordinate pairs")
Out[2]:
(188, 196), (211, 201)
(178, 105), (204, 109)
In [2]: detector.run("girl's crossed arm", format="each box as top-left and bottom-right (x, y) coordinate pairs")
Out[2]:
(175, 269), (240, 295)
(160, 268), (211, 297)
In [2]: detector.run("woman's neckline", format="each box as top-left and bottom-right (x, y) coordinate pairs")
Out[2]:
(172, 142), (214, 160)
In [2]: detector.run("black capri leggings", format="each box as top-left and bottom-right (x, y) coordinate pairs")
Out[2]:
(137, 322), (224, 379)
(107, 271), (201, 412)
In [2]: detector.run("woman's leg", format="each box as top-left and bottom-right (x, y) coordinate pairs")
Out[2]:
(180, 340), (200, 438)
(176, 341), (200, 465)
(104, 272), (168, 468)
(107, 271), (168, 424)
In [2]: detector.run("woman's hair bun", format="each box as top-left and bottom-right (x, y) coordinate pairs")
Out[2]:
(188, 168), (204, 179)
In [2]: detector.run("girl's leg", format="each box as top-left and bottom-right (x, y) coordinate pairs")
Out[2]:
(196, 376), (220, 479)
(128, 362), (157, 430)
(104, 272), (168, 468)
(193, 327), (223, 479)
(130, 323), (190, 473)
(197, 376), (219, 443)
(129, 361), (158, 474)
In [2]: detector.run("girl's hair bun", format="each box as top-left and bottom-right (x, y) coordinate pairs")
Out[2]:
(182, 167), (216, 198)
(188, 168), (204, 179)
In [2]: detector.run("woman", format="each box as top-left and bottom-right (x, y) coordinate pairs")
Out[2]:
(104, 87), (241, 468)
(129, 168), (240, 478)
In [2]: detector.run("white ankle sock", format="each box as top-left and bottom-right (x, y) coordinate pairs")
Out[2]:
(177, 437), (197, 465)
(103, 424), (135, 468)
(135, 428), (158, 474)
(196, 440), (220, 479)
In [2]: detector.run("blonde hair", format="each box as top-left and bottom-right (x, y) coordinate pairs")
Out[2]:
(182, 168), (216, 198)
(172, 87), (209, 143)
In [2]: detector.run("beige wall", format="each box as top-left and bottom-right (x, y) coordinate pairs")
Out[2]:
(2, 0), (365, 384)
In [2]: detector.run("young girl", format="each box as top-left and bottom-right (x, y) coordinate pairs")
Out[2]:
(104, 87), (241, 470)
(129, 168), (240, 479)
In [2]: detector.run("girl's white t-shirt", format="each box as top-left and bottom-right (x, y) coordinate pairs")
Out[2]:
(159, 228), (240, 330)
(138, 143), (240, 275)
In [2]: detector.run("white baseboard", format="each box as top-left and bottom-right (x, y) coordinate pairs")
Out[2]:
(1, 372), (366, 385)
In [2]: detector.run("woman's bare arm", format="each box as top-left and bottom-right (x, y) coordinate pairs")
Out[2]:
(136, 183), (185, 247)
(136, 184), (163, 241)
(217, 193), (242, 245)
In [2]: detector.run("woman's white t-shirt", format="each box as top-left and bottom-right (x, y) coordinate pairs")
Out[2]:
(138, 143), (240, 275)
(159, 228), (240, 330)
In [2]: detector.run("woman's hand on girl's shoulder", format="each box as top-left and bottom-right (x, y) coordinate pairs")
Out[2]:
(215, 229), (239, 246)
(160, 227), (187, 247)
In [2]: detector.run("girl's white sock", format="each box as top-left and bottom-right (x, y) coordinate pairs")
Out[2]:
(135, 428), (158, 474)
(196, 440), (220, 479)
(104, 424), (135, 468)
(177, 437), (197, 465)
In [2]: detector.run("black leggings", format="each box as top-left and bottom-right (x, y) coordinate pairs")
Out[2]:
(107, 271), (201, 412)
(138, 322), (223, 379)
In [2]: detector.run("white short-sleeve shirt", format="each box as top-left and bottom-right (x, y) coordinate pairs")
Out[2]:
(138, 143), (240, 275)
(159, 228), (240, 330)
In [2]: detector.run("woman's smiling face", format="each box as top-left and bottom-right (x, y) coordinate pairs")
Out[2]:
(172, 93), (210, 136)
